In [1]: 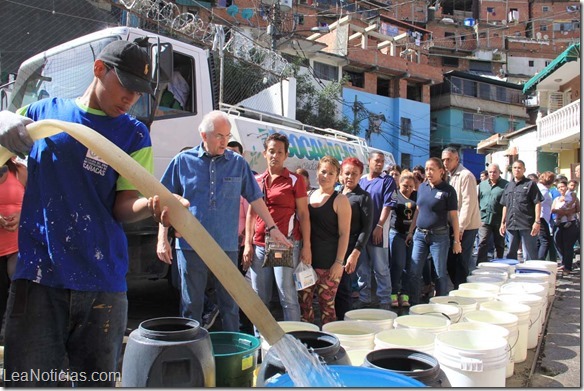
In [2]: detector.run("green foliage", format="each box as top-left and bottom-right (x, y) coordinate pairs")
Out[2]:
(290, 64), (355, 135)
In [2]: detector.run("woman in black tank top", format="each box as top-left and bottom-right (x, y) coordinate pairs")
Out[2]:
(298, 156), (352, 325)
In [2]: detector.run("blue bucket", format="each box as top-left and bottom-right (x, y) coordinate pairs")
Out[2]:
(264, 365), (425, 387)
(515, 268), (551, 275)
(491, 258), (519, 266)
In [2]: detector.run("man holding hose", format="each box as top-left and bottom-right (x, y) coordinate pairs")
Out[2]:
(0, 40), (181, 386)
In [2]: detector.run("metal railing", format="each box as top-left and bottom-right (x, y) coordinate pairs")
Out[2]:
(537, 99), (580, 143)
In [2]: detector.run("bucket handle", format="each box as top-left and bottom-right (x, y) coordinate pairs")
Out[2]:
(528, 308), (543, 329)
(505, 329), (520, 358)
(417, 311), (459, 323)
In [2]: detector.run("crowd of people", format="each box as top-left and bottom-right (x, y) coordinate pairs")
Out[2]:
(0, 39), (580, 387)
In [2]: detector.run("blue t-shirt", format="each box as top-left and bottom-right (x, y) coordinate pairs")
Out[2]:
(160, 144), (263, 252)
(13, 98), (153, 292)
(415, 180), (458, 229)
(359, 173), (397, 246)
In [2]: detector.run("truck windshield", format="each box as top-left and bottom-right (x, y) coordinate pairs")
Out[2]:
(9, 36), (149, 120)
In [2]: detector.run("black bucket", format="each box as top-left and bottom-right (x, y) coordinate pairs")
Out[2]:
(121, 317), (215, 387)
(363, 348), (451, 387)
(256, 330), (351, 387)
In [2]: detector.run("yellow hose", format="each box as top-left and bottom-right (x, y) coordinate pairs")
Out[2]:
(0, 119), (286, 345)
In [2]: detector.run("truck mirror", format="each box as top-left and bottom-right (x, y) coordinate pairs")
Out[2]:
(151, 42), (173, 85)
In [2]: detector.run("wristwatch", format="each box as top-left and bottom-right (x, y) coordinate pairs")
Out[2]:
(267, 225), (277, 232)
(534, 221), (541, 225)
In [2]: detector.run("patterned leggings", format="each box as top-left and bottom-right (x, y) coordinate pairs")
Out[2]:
(298, 268), (341, 325)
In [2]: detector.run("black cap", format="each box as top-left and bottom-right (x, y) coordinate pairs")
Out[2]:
(97, 40), (153, 94)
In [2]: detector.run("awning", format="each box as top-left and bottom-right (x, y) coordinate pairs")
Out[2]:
(522, 43), (580, 94)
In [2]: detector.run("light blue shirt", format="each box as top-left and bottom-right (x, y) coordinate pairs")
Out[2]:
(160, 143), (263, 252)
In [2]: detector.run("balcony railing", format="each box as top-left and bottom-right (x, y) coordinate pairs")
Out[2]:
(537, 99), (580, 145)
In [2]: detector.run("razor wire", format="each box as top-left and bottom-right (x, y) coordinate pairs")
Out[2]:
(116, 0), (291, 109)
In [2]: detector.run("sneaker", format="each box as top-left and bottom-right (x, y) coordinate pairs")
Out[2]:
(202, 305), (220, 329)
(399, 294), (410, 308)
(391, 294), (399, 307)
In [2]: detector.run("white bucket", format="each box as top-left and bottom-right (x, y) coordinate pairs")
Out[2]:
(479, 301), (531, 364)
(409, 303), (463, 324)
(430, 296), (478, 317)
(449, 321), (510, 341)
(477, 262), (513, 275)
(344, 308), (398, 331)
(497, 294), (545, 349)
(522, 260), (558, 288)
(463, 309), (519, 378)
(458, 282), (500, 294)
(322, 320), (380, 351)
(260, 321), (319, 359)
(515, 264), (555, 296)
(346, 348), (372, 366)
(434, 330), (508, 387)
(471, 268), (509, 281)
(500, 282), (547, 314)
(510, 273), (551, 298)
(449, 289), (497, 305)
(373, 328), (436, 355)
(394, 314), (450, 335)
(466, 274), (507, 285)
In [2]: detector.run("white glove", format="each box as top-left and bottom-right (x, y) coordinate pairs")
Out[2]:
(0, 110), (34, 157)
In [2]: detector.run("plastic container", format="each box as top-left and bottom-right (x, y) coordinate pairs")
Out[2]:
(471, 268), (509, 281)
(346, 349), (372, 366)
(466, 274), (507, 285)
(462, 309), (519, 378)
(394, 314), (450, 335)
(458, 282), (500, 294)
(430, 296), (477, 317)
(122, 317), (215, 387)
(363, 348), (451, 387)
(344, 308), (398, 330)
(409, 303), (463, 324)
(497, 294), (545, 349)
(264, 365), (426, 387)
(510, 272), (551, 298)
(479, 301), (531, 363)
(322, 320), (380, 351)
(256, 330), (350, 386)
(434, 330), (508, 387)
(514, 266), (554, 297)
(477, 262), (514, 274)
(449, 289), (497, 305)
(210, 332), (260, 387)
(522, 260), (558, 288)
(500, 282), (548, 314)
(374, 328), (436, 355)
(260, 321), (319, 360)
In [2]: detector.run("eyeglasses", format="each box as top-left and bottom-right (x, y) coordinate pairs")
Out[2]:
(214, 133), (232, 141)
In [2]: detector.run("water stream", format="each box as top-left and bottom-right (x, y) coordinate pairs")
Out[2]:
(271, 334), (344, 387)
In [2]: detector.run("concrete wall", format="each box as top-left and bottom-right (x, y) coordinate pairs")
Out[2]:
(342, 88), (430, 169)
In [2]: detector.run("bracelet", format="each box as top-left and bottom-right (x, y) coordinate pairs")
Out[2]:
(267, 225), (277, 232)
(335, 258), (344, 266)
(534, 221), (541, 225)
(376, 224), (383, 229)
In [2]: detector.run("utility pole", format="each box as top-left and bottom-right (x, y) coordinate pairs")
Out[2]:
(270, 1), (282, 50)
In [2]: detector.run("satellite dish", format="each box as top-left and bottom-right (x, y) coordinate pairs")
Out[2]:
(536, 32), (542, 39)
(543, 34), (549, 40)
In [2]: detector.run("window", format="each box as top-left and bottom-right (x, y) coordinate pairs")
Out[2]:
(407, 83), (422, 102)
(495, 86), (507, 102)
(553, 22), (575, 32)
(445, 32), (456, 43)
(540, 24), (548, 31)
(508, 9), (519, 22)
(313, 61), (338, 81)
(400, 117), (412, 138)
(470, 61), (492, 73)
(462, 80), (477, 97)
(463, 112), (494, 133)
(528, 60), (534, 67)
(344, 71), (364, 88)
(401, 153), (412, 170)
(478, 83), (492, 100)
(443, 57), (459, 67)
(542, 6), (549, 12)
(377, 78), (390, 97)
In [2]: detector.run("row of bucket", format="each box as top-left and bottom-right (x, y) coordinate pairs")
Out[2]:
(120, 259), (556, 387)
(260, 259), (557, 387)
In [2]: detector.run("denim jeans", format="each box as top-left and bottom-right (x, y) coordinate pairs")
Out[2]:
(506, 229), (539, 261)
(554, 222), (579, 271)
(389, 230), (411, 295)
(176, 249), (240, 331)
(537, 218), (554, 260)
(357, 243), (392, 305)
(477, 223), (505, 263)
(249, 241), (301, 322)
(447, 229), (478, 288)
(408, 230), (450, 306)
(4, 280), (127, 387)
